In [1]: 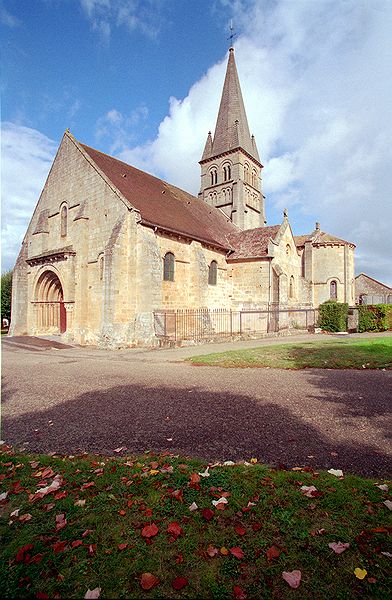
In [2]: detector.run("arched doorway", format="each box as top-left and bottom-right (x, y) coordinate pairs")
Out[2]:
(35, 270), (66, 333)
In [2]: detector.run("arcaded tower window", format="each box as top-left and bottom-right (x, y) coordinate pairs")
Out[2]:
(210, 168), (218, 186)
(208, 260), (218, 285)
(223, 164), (231, 181)
(163, 252), (175, 281)
(330, 280), (337, 299)
(60, 205), (67, 237)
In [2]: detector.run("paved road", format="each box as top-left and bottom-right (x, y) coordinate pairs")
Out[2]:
(2, 334), (391, 477)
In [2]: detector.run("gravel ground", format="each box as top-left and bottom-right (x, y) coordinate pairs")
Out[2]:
(2, 335), (391, 478)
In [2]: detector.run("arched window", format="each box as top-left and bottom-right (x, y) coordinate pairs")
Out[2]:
(99, 255), (104, 281)
(223, 164), (231, 181)
(163, 252), (175, 281)
(60, 205), (67, 237)
(286, 244), (291, 256)
(252, 169), (257, 187)
(330, 280), (337, 299)
(208, 261), (218, 285)
(210, 168), (217, 186)
(289, 275), (295, 299)
(244, 163), (250, 183)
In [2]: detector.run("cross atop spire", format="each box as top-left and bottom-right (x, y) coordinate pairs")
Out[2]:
(227, 19), (237, 49)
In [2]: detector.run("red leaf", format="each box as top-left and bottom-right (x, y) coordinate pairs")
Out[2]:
(207, 544), (218, 557)
(175, 553), (184, 564)
(54, 491), (67, 500)
(30, 553), (44, 564)
(140, 573), (160, 591)
(252, 523), (262, 532)
(282, 570), (301, 589)
(55, 513), (67, 531)
(171, 489), (183, 502)
(141, 523), (159, 538)
(117, 543), (128, 551)
(266, 546), (281, 561)
(36, 593), (50, 599)
(172, 577), (188, 590)
(190, 473), (201, 484)
(71, 540), (83, 548)
(118, 509), (126, 516)
(88, 544), (97, 556)
(81, 482), (95, 490)
(53, 541), (67, 553)
(41, 467), (55, 479)
(230, 546), (244, 560)
(233, 585), (247, 600)
(202, 508), (214, 521)
(82, 529), (94, 538)
(235, 525), (246, 536)
(167, 522), (183, 539)
(15, 544), (34, 563)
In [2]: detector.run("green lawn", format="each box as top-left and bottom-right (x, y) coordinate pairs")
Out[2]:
(187, 337), (392, 370)
(1, 447), (391, 598)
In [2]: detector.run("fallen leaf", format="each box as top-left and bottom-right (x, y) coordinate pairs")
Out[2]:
(189, 502), (198, 511)
(167, 522), (183, 539)
(223, 461), (235, 466)
(54, 491), (67, 500)
(220, 547), (229, 555)
(33, 475), (63, 499)
(117, 543), (128, 551)
(230, 546), (244, 559)
(233, 585), (247, 600)
(141, 523), (159, 538)
(383, 500), (392, 510)
(19, 513), (32, 522)
(114, 446), (127, 453)
(328, 469), (344, 477)
(140, 573), (160, 590)
(172, 577), (188, 591)
(202, 508), (214, 521)
(189, 473), (200, 484)
(354, 568), (367, 580)
(282, 570), (301, 588)
(266, 546), (281, 561)
(198, 467), (210, 477)
(75, 499), (86, 507)
(212, 497), (228, 507)
(300, 485), (318, 498)
(329, 541), (350, 554)
(118, 509), (126, 516)
(84, 588), (101, 599)
(88, 544), (96, 556)
(71, 540), (83, 548)
(175, 553), (184, 564)
(55, 513), (67, 531)
(235, 525), (246, 536)
(376, 484), (389, 492)
(53, 541), (67, 553)
(250, 458), (258, 464)
(0, 492), (8, 501)
(15, 544), (34, 562)
(81, 482), (95, 490)
(207, 544), (218, 557)
(82, 529), (94, 538)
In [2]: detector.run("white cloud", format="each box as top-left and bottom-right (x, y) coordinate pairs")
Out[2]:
(80, 0), (163, 40)
(95, 105), (148, 153)
(1, 123), (56, 272)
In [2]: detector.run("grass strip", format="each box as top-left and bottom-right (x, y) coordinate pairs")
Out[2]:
(1, 446), (391, 598)
(186, 338), (392, 369)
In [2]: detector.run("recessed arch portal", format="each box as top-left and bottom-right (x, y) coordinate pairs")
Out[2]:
(35, 270), (66, 333)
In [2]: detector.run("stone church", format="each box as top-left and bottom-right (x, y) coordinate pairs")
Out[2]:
(10, 47), (355, 347)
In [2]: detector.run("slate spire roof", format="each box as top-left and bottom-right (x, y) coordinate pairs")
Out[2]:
(201, 47), (260, 163)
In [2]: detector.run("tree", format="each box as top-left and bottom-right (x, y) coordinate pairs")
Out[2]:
(1, 270), (13, 324)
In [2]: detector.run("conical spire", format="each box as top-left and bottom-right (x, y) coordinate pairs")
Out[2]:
(201, 131), (213, 161)
(208, 47), (260, 161)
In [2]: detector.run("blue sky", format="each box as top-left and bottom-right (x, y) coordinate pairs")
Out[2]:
(1, 0), (392, 286)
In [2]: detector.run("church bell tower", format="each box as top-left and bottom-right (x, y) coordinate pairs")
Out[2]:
(199, 47), (265, 230)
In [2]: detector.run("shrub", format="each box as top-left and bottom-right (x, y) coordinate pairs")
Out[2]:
(318, 300), (349, 332)
(1, 270), (12, 323)
(358, 304), (392, 332)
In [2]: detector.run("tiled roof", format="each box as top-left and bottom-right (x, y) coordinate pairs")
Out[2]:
(202, 48), (260, 163)
(80, 143), (239, 249)
(226, 225), (281, 260)
(294, 229), (354, 247)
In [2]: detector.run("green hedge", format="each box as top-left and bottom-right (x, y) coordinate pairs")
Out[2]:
(318, 300), (349, 332)
(358, 304), (392, 332)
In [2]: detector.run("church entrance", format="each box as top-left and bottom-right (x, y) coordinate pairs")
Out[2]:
(34, 270), (66, 334)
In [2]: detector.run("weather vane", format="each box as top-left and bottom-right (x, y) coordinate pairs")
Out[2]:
(227, 19), (237, 47)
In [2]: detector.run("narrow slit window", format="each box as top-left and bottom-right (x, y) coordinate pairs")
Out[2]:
(61, 205), (67, 237)
(163, 252), (175, 281)
(330, 280), (337, 299)
(208, 260), (218, 285)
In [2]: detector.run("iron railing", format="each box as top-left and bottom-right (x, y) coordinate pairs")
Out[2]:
(154, 307), (319, 342)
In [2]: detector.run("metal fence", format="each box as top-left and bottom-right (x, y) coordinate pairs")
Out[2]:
(153, 307), (319, 342)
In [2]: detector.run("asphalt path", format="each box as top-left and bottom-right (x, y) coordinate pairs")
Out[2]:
(1, 334), (391, 478)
